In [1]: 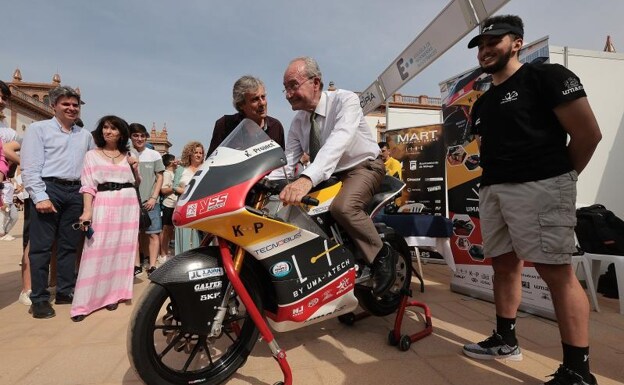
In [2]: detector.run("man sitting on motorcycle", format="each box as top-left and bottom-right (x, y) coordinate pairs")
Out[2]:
(279, 56), (396, 296)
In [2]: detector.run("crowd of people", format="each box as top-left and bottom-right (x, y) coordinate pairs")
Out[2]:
(0, 15), (604, 383)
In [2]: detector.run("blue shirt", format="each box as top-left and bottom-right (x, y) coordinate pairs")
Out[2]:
(21, 117), (95, 203)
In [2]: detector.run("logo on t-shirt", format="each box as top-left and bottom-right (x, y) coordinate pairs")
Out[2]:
(500, 90), (518, 104)
(562, 77), (583, 95)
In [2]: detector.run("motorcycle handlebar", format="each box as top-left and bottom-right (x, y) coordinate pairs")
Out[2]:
(301, 196), (319, 206)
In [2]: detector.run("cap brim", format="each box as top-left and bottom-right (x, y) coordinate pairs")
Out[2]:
(467, 29), (511, 48)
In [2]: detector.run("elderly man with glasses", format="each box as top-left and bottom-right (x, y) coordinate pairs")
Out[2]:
(21, 86), (95, 319)
(279, 56), (395, 296)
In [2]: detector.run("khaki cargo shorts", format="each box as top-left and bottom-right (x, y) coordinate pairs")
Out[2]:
(479, 171), (578, 264)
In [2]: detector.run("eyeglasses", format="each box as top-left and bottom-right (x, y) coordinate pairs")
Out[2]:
(72, 221), (91, 230)
(282, 77), (314, 95)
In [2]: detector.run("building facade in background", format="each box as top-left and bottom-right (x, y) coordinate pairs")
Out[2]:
(2, 68), (173, 154)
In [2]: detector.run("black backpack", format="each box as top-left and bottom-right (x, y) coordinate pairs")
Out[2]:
(597, 263), (619, 299)
(575, 204), (624, 255)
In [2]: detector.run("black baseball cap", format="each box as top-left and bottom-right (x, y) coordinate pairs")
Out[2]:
(467, 22), (524, 48)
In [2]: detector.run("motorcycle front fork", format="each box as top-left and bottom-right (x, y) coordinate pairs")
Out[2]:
(217, 237), (293, 385)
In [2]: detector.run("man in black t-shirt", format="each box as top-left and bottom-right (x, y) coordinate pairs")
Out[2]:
(461, 15), (602, 385)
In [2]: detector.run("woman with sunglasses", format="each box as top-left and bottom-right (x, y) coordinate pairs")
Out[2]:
(70, 115), (140, 322)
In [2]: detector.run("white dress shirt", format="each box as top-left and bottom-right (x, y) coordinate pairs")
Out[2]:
(285, 89), (379, 186)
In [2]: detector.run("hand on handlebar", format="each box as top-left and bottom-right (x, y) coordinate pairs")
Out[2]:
(279, 177), (313, 205)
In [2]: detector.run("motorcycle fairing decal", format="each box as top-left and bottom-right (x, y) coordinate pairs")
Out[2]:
(258, 237), (349, 281)
(258, 237), (356, 305)
(179, 208), (318, 249)
(174, 180), (252, 227)
(248, 228), (318, 260)
(265, 268), (356, 323)
(176, 145), (284, 209)
(306, 197), (334, 216)
(306, 182), (342, 216)
(205, 140), (281, 167)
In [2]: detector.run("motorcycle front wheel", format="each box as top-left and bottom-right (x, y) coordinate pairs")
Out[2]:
(356, 237), (412, 316)
(127, 268), (263, 385)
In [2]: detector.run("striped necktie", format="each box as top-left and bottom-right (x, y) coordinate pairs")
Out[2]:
(309, 112), (321, 162)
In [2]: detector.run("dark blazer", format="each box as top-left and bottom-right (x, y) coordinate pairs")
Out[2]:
(208, 112), (285, 156)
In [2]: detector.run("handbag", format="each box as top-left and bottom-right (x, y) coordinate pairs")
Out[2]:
(128, 158), (152, 230)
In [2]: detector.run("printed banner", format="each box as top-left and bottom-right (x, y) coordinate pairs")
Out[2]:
(440, 38), (557, 319)
(384, 124), (447, 216)
(361, 0), (511, 115)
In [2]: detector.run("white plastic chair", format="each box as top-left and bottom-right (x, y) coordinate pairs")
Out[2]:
(581, 252), (624, 315)
(571, 253), (601, 312)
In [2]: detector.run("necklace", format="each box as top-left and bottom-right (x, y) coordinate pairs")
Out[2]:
(102, 149), (121, 162)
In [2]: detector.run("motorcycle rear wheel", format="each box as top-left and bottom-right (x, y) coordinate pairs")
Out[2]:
(127, 269), (262, 385)
(356, 238), (412, 316)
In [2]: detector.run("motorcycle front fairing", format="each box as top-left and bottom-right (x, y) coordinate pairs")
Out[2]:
(172, 119), (358, 332)
(173, 118), (286, 229)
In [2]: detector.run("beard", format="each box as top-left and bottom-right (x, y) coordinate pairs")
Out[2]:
(480, 45), (514, 74)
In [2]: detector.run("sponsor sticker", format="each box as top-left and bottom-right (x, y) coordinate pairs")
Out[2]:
(194, 281), (223, 292)
(188, 267), (224, 281)
(292, 306), (304, 317)
(186, 203), (198, 218)
(270, 261), (292, 278)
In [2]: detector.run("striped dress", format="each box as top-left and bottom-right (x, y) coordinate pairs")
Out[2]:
(71, 150), (140, 318)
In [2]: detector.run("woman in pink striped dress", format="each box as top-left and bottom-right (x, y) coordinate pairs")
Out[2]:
(70, 116), (140, 322)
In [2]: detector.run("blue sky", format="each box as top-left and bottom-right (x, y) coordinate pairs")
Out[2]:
(2, 0), (622, 155)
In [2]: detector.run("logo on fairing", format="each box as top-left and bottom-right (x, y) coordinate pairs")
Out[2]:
(194, 281), (223, 292)
(189, 267), (224, 280)
(270, 261), (292, 278)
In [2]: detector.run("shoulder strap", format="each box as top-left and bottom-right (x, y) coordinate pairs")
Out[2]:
(128, 159), (143, 204)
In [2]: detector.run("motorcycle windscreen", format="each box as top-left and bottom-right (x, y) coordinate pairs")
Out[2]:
(173, 119), (286, 227)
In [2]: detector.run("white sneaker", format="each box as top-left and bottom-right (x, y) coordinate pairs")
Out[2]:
(2, 234), (15, 241)
(18, 290), (32, 306)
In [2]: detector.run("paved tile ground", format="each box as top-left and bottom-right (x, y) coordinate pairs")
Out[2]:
(1, 212), (623, 385)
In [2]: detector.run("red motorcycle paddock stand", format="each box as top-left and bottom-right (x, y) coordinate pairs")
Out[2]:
(218, 239), (293, 385)
(338, 287), (433, 352)
(388, 288), (433, 351)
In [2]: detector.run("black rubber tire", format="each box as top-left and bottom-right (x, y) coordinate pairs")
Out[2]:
(127, 268), (262, 385)
(399, 335), (412, 351)
(356, 237), (412, 316)
(388, 330), (399, 346)
(337, 312), (356, 325)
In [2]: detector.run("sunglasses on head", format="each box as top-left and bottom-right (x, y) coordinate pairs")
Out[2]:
(72, 221), (91, 230)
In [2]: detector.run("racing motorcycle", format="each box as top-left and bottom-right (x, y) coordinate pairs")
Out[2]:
(127, 119), (412, 385)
